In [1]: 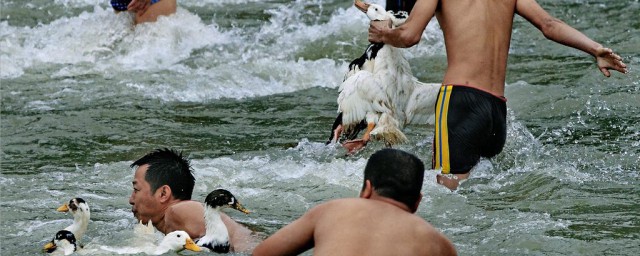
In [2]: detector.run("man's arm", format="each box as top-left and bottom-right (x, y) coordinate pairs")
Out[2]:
(252, 205), (322, 256)
(434, 231), (458, 256)
(219, 212), (257, 253)
(516, 0), (627, 76)
(368, 0), (438, 47)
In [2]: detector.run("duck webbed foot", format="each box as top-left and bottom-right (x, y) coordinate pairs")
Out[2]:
(341, 122), (374, 155)
(342, 139), (368, 155)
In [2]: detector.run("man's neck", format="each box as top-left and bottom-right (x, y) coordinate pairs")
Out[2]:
(152, 199), (180, 234)
(369, 194), (412, 212)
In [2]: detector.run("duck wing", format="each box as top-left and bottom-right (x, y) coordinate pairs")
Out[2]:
(337, 71), (392, 128)
(405, 80), (440, 125)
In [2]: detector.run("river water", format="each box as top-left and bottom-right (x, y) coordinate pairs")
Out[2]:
(1, 0), (639, 255)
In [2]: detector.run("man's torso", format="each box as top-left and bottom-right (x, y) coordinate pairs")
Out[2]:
(435, 0), (518, 96)
(311, 198), (441, 256)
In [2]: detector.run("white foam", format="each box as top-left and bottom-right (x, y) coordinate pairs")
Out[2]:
(2, 0), (445, 105)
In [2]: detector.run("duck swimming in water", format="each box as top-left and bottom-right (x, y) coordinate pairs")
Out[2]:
(197, 189), (250, 253)
(149, 230), (201, 255)
(57, 197), (90, 242)
(329, 0), (440, 153)
(43, 230), (77, 255)
(99, 230), (201, 255)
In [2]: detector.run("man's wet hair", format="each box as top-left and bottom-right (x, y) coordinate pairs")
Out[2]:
(362, 148), (425, 209)
(131, 148), (195, 200)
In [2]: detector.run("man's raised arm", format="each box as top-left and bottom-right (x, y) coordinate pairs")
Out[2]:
(516, 0), (627, 76)
(368, 0), (438, 47)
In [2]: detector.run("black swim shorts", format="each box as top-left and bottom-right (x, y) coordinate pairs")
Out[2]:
(111, 0), (131, 11)
(432, 85), (507, 174)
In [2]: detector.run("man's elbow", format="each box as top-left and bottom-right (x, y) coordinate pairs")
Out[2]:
(407, 34), (421, 47)
(399, 33), (421, 48)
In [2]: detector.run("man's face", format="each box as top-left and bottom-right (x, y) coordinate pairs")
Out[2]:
(129, 165), (162, 225)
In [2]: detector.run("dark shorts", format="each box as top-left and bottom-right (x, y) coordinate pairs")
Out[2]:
(111, 0), (160, 12)
(432, 85), (507, 174)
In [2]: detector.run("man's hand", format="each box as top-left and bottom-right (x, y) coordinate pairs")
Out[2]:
(595, 47), (627, 77)
(128, 0), (151, 14)
(368, 20), (392, 43)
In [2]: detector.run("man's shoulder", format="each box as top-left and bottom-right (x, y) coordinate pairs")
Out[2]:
(171, 200), (204, 209)
(315, 198), (374, 210)
(411, 219), (456, 254)
(303, 198), (367, 219)
(165, 200), (206, 238)
(167, 200), (204, 218)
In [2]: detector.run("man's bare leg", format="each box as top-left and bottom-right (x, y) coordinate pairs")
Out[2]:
(436, 172), (471, 191)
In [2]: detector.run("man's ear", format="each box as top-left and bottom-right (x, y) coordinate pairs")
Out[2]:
(157, 185), (172, 203)
(411, 193), (423, 213)
(359, 180), (373, 199)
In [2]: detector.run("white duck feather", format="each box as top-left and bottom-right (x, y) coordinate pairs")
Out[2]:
(331, 0), (440, 148)
(99, 230), (201, 255)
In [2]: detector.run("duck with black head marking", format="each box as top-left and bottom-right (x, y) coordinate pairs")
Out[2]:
(57, 197), (90, 243)
(197, 189), (250, 253)
(43, 230), (77, 255)
(329, 0), (440, 154)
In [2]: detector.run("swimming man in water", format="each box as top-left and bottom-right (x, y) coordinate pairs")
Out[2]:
(110, 0), (177, 24)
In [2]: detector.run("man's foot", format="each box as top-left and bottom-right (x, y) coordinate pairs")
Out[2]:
(436, 173), (470, 191)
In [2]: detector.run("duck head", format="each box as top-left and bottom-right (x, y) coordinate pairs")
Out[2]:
(43, 230), (77, 255)
(204, 189), (250, 214)
(354, 0), (409, 27)
(57, 197), (89, 213)
(156, 230), (201, 254)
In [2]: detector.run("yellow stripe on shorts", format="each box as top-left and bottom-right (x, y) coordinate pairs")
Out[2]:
(434, 85), (453, 173)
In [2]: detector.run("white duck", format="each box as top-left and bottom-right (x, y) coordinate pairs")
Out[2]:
(329, 0), (440, 153)
(43, 230), (77, 255)
(99, 230), (201, 255)
(197, 189), (250, 253)
(57, 197), (90, 242)
(132, 220), (162, 248)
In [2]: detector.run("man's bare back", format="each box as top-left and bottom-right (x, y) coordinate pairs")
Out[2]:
(436, 0), (516, 96)
(311, 198), (455, 256)
(253, 198), (455, 256)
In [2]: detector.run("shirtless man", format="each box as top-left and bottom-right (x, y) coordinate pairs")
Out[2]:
(129, 148), (256, 253)
(111, 0), (177, 24)
(367, 0), (628, 190)
(253, 148), (457, 256)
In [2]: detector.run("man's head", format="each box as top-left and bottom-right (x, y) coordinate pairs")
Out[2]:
(128, 148), (195, 224)
(361, 148), (425, 212)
